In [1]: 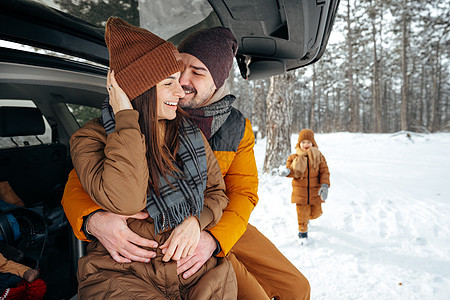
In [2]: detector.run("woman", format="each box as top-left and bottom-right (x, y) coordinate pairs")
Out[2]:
(69, 17), (236, 299)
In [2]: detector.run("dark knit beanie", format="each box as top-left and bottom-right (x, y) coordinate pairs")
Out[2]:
(298, 129), (317, 147)
(178, 27), (238, 89)
(105, 17), (184, 100)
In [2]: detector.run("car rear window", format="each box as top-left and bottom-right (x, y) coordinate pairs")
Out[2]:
(37, 0), (213, 40)
(66, 103), (101, 127)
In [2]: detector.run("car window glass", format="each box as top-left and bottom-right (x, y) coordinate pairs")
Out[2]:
(66, 103), (101, 127)
(36, 0), (212, 39)
(0, 100), (52, 148)
(139, 0), (213, 39)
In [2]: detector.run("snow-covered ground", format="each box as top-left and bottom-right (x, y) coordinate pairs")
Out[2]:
(251, 132), (450, 300)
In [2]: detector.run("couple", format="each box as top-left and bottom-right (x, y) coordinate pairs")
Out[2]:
(64, 17), (310, 299)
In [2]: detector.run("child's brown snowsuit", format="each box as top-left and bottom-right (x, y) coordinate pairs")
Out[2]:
(285, 129), (330, 233)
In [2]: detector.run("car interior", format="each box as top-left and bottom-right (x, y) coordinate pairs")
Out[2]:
(0, 0), (339, 298)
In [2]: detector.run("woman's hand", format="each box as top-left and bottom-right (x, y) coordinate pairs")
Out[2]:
(107, 69), (133, 114)
(160, 216), (201, 262)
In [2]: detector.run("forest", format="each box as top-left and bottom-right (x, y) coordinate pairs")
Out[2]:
(53, 0), (449, 171)
(228, 0), (449, 171)
(233, 1), (448, 135)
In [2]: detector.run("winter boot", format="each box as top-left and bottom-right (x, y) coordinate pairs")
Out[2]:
(298, 232), (309, 245)
(298, 232), (308, 239)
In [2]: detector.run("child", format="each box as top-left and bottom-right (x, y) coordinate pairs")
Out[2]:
(279, 129), (330, 242)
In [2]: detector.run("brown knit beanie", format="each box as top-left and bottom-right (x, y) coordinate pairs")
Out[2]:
(105, 17), (184, 100)
(178, 27), (238, 89)
(298, 129), (317, 147)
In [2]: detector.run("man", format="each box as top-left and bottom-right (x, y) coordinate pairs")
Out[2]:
(62, 27), (310, 299)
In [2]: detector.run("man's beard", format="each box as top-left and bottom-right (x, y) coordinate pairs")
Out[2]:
(180, 90), (209, 109)
(179, 95), (202, 109)
(180, 83), (216, 109)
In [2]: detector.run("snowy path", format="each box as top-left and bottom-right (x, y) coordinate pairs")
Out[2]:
(250, 132), (450, 300)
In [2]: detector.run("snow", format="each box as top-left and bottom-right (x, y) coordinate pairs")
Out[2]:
(250, 132), (450, 300)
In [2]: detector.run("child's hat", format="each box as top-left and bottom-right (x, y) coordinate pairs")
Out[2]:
(105, 17), (184, 100)
(298, 129), (317, 147)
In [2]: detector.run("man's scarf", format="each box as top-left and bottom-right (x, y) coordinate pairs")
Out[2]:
(101, 98), (207, 233)
(292, 146), (322, 179)
(183, 95), (236, 140)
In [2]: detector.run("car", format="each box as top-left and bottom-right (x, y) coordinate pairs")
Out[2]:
(0, 0), (339, 298)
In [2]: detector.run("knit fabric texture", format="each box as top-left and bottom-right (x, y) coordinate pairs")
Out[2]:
(298, 129), (317, 147)
(178, 27), (238, 89)
(105, 17), (184, 100)
(184, 95), (235, 140)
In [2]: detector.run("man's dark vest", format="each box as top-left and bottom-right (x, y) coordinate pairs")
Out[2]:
(208, 108), (245, 152)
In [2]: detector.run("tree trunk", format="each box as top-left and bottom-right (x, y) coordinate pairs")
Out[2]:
(355, 72), (361, 131)
(263, 73), (294, 173)
(379, 0), (387, 133)
(429, 43), (441, 132)
(336, 88), (342, 131)
(400, 2), (409, 131)
(418, 63), (425, 129)
(370, 0), (382, 132)
(310, 64), (316, 130)
(346, 0), (358, 132)
(252, 79), (267, 139)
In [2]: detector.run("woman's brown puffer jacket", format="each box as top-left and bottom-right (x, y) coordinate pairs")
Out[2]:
(71, 111), (237, 299)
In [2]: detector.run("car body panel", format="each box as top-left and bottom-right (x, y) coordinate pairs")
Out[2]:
(0, 0), (108, 66)
(1, 0), (339, 80)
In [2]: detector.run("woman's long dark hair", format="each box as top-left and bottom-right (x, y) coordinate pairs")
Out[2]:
(132, 87), (188, 196)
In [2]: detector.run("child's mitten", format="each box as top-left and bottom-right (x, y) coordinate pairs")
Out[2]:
(318, 184), (329, 201)
(277, 166), (290, 177)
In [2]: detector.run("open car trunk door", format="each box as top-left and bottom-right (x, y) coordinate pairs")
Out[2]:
(0, 0), (339, 80)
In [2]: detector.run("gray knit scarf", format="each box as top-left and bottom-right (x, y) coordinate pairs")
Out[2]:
(183, 95), (236, 140)
(101, 98), (207, 233)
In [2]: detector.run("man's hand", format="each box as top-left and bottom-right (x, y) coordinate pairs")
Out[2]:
(176, 231), (216, 279)
(87, 210), (158, 263)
